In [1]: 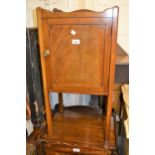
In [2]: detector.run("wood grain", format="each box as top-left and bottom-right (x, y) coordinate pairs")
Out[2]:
(104, 7), (119, 146)
(40, 106), (116, 155)
(36, 8), (53, 136)
(36, 7), (119, 147)
(58, 93), (63, 113)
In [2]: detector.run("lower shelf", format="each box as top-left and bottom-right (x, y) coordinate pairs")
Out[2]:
(39, 106), (116, 155)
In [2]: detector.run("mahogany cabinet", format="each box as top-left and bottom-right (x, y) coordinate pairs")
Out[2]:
(36, 6), (119, 147)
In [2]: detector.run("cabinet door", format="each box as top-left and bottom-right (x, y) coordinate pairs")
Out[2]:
(39, 10), (113, 95)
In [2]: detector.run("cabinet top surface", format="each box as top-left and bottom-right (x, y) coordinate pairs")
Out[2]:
(37, 6), (119, 18)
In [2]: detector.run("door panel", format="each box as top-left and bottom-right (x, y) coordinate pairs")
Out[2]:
(42, 16), (112, 95)
(50, 25), (104, 86)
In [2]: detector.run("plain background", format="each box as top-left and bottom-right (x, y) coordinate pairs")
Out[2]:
(0, 0), (155, 154)
(26, 0), (129, 109)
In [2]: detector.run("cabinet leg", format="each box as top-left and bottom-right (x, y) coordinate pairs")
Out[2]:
(46, 94), (53, 136)
(58, 93), (63, 113)
(104, 92), (113, 147)
(103, 96), (107, 116)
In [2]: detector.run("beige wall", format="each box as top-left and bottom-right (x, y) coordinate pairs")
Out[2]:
(26, 0), (128, 107)
(26, 0), (128, 53)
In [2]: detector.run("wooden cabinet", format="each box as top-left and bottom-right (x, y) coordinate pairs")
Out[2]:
(37, 6), (119, 149)
(38, 9), (115, 95)
(46, 24), (111, 95)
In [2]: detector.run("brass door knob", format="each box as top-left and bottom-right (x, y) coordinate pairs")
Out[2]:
(43, 50), (50, 57)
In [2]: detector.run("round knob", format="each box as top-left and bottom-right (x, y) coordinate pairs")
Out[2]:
(43, 50), (50, 57)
